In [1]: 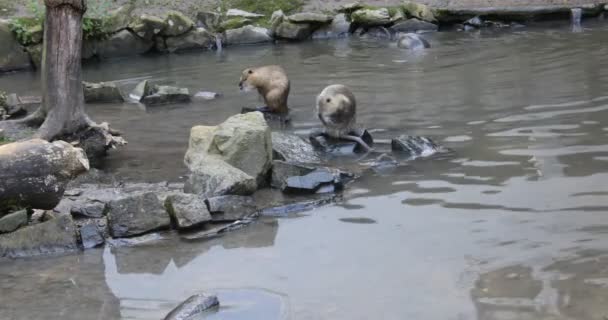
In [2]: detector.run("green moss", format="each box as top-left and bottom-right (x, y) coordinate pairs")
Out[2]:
(219, 17), (253, 31)
(221, 0), (303, 17)
(9, 17), (43, 46)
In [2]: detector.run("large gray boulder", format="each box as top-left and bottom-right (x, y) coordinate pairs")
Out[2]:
(196, 11), (222, 31)
(351, 8), (391, 26)
(165, 27), (215, 52)
(104, 5), (134, 34)
(0, 214), (79, 258)
(96, 30), (154, 58)
(184, 158), (257, 197)
(274, 21), (313, 40)
(165, 193), (212, 229)
(184, 112), (272, 195)
(288, 12), (333, 24)
(0, 19), (31, 72)
(312, 14), (351, 39)
(206, 195), (257, 222)
(161, 11), (194, 37)
(83, 81), (124, 103)
(107, 192), (170, 238)
(225, 25), (272, 45)
(129, 14), (167, 41)
(390, 18), (438, 33)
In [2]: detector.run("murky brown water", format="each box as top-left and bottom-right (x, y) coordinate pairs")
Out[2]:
(2, 20), (608, 320)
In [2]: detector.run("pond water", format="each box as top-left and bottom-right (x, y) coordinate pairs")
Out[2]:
(2, 20), (608, 320)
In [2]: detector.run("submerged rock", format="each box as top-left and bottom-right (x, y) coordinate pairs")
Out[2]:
(390, 18), (438, 33)
(206, 195), (258, 222)
(185, 112), (273, 191)
(164, 294), (219, 320)
(351, 8), (391, 26)
(0, 214), (78, 258)
(79, 222), (105, 249)
(165, 27), (215, 52)
(0, 19), (31, 72)
(396, 33), (430, 49)
(0, 210), (28, 234)
(142, 85), (191, 105)
(391, 135), (447, 158)
(161, 11), (195, 37)
(312, 13), (351, 39)
(310, 129), (374, 154)
(130, 79), (154, 101)
(260, 195), (337, 217)
(225, 25), (272, 45)
(362, 26), (391, 39)
(83, 81), (124, 103)
(272, 132), (321, 163)
(107, 192), (170, 238)
(165, 193), (212, 229)
(271, 160), (315, 189)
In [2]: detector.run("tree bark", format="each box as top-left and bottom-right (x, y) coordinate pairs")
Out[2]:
(37, 0), (89, 141)
(0, 139), (89, 215)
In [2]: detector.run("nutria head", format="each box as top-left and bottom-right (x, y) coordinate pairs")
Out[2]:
(239, 68), (256, 92)
(316, 84), (356, 132)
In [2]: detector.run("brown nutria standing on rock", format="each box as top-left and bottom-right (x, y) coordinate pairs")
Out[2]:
(316, 84), (373, 152)
(239, 65), (290, 114)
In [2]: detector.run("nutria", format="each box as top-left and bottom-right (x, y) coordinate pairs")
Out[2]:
(396, 33), (430, 50)
(239, 65), (290, 114)
(316, 84), (373, 152)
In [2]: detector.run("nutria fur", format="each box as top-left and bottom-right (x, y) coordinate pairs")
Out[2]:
(239, 65), (290, 114)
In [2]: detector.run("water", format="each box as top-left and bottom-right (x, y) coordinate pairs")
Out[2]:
(3, 21), (608, 320)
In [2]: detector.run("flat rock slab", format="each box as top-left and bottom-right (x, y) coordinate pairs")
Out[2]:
(71, 202), (106, 218)
(142, 85), (191, 105)
(165, 193), (212, 229)
(271, 132), (321, 163)
(309, 129), (374, 154)
(107, 192), (170, 238)
(282, 169), (344, 194)
(0, 215), (78, 258)
(206, 195), (258, 222)
(271, 160), (316, 189)
(79, 223), (105, 249)
(0, 210), (28, 234)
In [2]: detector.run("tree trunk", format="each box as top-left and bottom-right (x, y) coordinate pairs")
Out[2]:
(37, 0), (89, 141)
(0, 139), (89, 215)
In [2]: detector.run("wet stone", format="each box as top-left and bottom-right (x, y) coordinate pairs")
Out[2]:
(260, 196), (337, 217)
(282, 169), (343, 194)
(309, 129), (374, 154)
(70, 202), (106, 218)
(83, 81), (124, 103)
(0, 210), (28, 234)
(107, 192), (171, 238)
(241, 107), (291, 123)
(193, 91), (222, 100)
(165, 193), (212, 229)
(164, 293), (219, 320)
(79, 223), (105, 249)
(271, 132), (320, 163)
(391, 135), (446, 158)
(142, 85), (191, 105)
(271, 160), (316, 189)
(206, 195), (258, 222)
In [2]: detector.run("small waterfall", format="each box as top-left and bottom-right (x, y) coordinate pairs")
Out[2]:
(571, 8), (582, 32)
(215, 36), (223, 52)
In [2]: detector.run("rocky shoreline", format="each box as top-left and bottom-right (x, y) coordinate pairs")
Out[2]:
(1, 1), (606, 73)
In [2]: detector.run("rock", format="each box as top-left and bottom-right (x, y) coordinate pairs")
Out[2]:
(0, 19), (31, 72)
(70, 202), (106, 218)
(0, 210), (28, 234)
(165, 27), (215, 52)
(83, 81), (124, 103)
(402, 2), (437, 23)
(79, 223), (105, 249)
(271, 132), (321, 163)
(225, 25), (272, 45)
(351, 8), (391, 26)
(107, 192), (170, 238)
(271, 160), (315, 189)
(274, 20), (313, 40)
(337, 3), (365, 13)
(161, 11), (194, 37)
(220, 17), (253, 31)
(82, 39), (97, 60)
(193, 91), (222, 100)
(128, 14), (166, 41)
(362, 26), (391, 39)
(104, 5), (134, 34)
(312, 14), (351, 39)
(464, 16), (483, 28)
(391, 135), (446, 158)
(129, 79), (154, 101)
(96, 30), (153, 58)
(309, 129), (374, 154)
(185, 112), (273, 188)
(390, 8), (406, 23)
(260, 196), (337, 217)
(25, 44), (42, 69)
(164, 294), (219, 320)
(226, 9), (264, 19)
(0, 214), (78, 258)
(397, 33), (430, 49)
(184, 159), (257, 197)
(288, 12), (333, 24)
(165, 193), (212, 229)
(282, 169), (344, 194)
(196, 11), (221, 31)
(141, 85), (191, 105)
(390, 18), (438, 33)
(0, 129), (4, 140)
(206, 195), (258, 222)
(270, 10), (285, 29)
